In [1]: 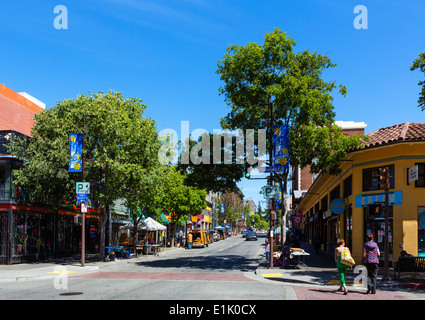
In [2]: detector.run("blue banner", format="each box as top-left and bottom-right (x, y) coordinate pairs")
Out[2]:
(273, 125), (289, 172)
(68, 133), (83, 172)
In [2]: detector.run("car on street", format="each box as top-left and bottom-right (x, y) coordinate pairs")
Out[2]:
(245, 230), (258, 241)
(241, 230), (247, 238)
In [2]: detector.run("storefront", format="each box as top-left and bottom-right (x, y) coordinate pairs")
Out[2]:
(0, 204), (100, 264)
(294, 122), (425, 265)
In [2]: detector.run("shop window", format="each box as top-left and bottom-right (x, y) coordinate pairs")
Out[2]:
(330, 185), (340, 201)
(363, 165), (395, 191)
(415, 163), (425, 187)
(0, 160), (11, 200)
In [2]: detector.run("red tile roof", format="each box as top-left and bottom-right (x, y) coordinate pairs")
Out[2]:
(364, 122), (425, 148)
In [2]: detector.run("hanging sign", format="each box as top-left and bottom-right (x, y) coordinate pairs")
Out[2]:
(330, 199), (346, 214)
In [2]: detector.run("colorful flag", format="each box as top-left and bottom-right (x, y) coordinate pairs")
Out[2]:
(68, 133), (83, 172)
(272, 125), (289, 172)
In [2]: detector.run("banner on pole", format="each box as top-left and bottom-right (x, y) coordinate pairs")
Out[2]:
(68, 133), (83, 172)
(272, 125), (289, 172)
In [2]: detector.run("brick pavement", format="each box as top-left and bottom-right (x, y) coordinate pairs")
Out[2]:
(293, 286), (411, 300)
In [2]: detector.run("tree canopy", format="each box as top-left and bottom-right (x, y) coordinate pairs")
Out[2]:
(411, 52), (425, 111)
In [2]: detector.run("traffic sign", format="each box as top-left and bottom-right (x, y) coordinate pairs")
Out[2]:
(76, 182), (90, 194)
(77, 193), (88, 203)
(261, 185), (280, 199)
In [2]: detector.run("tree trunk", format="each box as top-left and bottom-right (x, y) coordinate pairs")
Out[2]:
(98, 208), (107, 261)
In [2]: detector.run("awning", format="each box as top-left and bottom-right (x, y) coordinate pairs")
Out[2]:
(142, 217), (167, 231)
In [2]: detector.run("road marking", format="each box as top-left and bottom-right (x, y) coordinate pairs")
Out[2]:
(327, 279), (364, 286)
(48, 270), (77, 275)
(261, 273), (283, 278)
(180, 263), (190, 267)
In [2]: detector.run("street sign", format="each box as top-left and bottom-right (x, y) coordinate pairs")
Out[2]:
(259, 166), (285, 173)
(262, 185), (279, 199)
(77, 193), (88, 203)
(76, 182), (90, 194)
(81, 203), (87, 213)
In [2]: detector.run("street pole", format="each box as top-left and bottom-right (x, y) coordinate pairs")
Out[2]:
(81, 113), (97, 267)
(81, 114), (86, 267)
(268, 102), (274, 269)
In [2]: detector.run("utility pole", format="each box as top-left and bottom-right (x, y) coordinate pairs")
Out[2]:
(268, 102), (275, 269)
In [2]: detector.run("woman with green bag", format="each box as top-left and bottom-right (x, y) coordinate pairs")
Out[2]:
(334, 238), (353, 295)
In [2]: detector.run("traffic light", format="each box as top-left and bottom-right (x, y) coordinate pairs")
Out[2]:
(245, 162), (251, 179)
(378, 166), (390, 190)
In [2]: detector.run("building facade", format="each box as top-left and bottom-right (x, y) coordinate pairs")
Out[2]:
(295, 122), (425, 265)
(0, 84), (101, 264)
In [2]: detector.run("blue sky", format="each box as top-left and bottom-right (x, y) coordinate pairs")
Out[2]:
(1, 0), (424, 207)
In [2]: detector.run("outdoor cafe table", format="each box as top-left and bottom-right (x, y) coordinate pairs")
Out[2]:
(143, 244), (161, 256)
(290, 248), (310, 268)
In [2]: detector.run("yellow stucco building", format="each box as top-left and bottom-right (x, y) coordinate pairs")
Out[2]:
(296, 122), (425, 265)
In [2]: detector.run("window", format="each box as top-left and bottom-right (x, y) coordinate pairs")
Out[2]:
(344, 175), (352, 197)
(415, 163), (425, 187)
(330, 185), (340, 201)
(363, 165), (395, 191)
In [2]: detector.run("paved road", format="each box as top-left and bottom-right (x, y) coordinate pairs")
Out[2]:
(0, 235), (295, 300)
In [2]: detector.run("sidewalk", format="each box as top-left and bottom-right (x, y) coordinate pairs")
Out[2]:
(0, 247), (180, 283)
(255, 241), (425, 298)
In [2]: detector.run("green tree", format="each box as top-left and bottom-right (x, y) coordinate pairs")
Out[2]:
(177, 132), (245, 193)
(10, 90), (161, 260)
(411, 52), (425, 111)
(160, 166), (206, 247)
(216, 28), (365, 232)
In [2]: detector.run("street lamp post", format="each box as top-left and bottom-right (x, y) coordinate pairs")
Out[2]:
(81, 114), (97, 267)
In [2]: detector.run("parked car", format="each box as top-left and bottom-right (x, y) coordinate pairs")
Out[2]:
(208, 230), (216, 243)
(246, 231), (258, 241)
(210, 230), (220, 241)
(191, 230), (209, 248)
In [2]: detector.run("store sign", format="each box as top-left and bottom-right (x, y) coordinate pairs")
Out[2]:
(355, 191), (403, 208)
(330, 199), (345, 214)
(323, 210), (332, 219)
(408, 165), (419, 184)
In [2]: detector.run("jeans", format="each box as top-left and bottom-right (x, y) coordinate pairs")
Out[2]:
(365, 263), (378, 293)
(187, 242), (192, 249)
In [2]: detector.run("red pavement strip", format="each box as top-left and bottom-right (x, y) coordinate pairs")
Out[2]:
(293, 286), (411, 300)
(73, 271), (255, 282)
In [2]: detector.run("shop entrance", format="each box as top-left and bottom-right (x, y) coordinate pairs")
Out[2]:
(418, 207), (425, 257)
(364, 206), (393, 264)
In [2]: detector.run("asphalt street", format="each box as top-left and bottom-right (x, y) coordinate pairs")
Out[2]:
(0, 234), (295, 300)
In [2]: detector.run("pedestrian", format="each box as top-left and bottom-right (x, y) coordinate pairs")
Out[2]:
(178, 229), (183, 247)
(265, 242), (270, 260)
(363, 233), (380, 294)
(186, 232), (192, 250)
(313, 235), (321, 255)
(334, 238), (352, 295)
